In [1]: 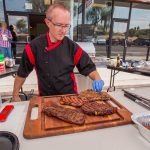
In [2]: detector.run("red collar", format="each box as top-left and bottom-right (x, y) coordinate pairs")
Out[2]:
(46, 32), (62, 51)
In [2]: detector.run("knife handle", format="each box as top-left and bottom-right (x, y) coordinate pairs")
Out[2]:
(124, 93), (136, 101)
(0, 105), (14, 122)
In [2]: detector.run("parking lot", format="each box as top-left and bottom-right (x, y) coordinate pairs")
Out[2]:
(94, 44), (149, 60)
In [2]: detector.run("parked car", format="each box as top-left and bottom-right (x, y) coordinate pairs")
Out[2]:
(119, 39), (134, 47)
(96, 37), (106, 45)
(91, 38), (97, 44)
(111, 39), (120, 45)
(83, 36), (93, 42)
(133, 38), (150, 46)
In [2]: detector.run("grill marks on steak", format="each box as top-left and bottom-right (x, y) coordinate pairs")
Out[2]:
(81, 101), (117, 116)
(79, 89), (111, 101)
(60, 96), (88, 107)
(43, 91), (116, 125)
(59, 91), (111, 107)
(43, 105), (85, 125)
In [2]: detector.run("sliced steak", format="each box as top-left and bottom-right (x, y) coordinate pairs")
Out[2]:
(79, 89), (111, 101)
(60, 96), (87, 107)
(81, 101), (117, 116)
(43, 105), (85, 125)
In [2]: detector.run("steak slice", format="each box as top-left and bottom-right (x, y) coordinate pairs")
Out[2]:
(43, 105), (85, 125)
(60, 96), (87, 107)
(81, 101), (117, 116)
(79, 89), (111, 101)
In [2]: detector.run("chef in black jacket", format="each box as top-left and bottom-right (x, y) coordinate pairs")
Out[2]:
(12, 3), (104, 101)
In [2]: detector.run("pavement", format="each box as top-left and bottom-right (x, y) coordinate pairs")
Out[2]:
(0, 64), (150, 96)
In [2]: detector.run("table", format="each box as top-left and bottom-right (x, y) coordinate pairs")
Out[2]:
(0, 66), (18, 101)
(0, 65), (18, 78)
(0, 65), (27, 101)
(0, 87), (150, 150)
(107, 65), (150, 91)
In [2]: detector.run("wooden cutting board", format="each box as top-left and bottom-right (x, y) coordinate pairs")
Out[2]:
(23, 92), (132, 139)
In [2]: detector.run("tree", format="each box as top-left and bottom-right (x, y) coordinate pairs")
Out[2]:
(100, 7), (111, 33)
(86, 7), (101, 25)
(86, 5), (111, 36)
(16, 19), (26, 33)
(129, 26), (141, 37)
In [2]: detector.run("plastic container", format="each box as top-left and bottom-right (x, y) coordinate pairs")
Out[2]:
(5, 58), (14, 68)
(131, 112), (150, 143)
(0, 54), (5, 71)
(0, 131), (19, 150)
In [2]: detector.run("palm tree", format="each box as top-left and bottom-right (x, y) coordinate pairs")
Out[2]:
(86, 7), (101, 25)
(100, 7), (111, 33)
(86, 5), (111, 36)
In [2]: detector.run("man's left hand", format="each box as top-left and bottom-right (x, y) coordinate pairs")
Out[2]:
(92, 80), (104, 92)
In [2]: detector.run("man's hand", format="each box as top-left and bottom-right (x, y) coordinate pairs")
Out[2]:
(92, 80), (104, 92)
(11, 95), (21, 102)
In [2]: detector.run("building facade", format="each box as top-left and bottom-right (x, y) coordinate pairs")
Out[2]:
(0, 0), (150, 60)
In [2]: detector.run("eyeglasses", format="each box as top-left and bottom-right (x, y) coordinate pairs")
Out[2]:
(46, 18), (71, 30)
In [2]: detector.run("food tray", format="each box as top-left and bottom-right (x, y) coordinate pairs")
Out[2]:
(131, 112), (150, 142)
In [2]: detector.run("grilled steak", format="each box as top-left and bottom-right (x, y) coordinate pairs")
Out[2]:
(43, 105), (85, 125)
(60, 96), (87, 107)
(79, 89), (110, 101)
(81, 101), (117, 116)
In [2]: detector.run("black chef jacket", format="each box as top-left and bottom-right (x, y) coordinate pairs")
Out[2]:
(17, 32), (96, 96)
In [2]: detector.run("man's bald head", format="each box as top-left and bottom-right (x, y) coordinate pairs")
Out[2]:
(46, 3), (70, 20)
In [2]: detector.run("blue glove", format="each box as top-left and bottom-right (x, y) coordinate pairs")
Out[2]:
(92, 80), (104, 92)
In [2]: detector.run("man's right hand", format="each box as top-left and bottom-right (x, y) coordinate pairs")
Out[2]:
(11, 95), (21, 102)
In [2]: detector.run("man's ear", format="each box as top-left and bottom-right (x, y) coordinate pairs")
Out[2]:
(44, 18), (49, 27)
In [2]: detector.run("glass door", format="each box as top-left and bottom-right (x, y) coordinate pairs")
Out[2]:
(7, 14), (29, 57)
(8, 14), (29, 42)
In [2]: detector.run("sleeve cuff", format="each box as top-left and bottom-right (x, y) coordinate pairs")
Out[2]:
(80, 66), (96, 76)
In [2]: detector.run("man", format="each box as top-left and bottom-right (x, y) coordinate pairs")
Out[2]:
(12, 3), (104, 102)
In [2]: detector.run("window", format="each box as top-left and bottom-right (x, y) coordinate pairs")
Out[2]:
(127, 3), (150, 60)
(0, 0), (5, 21)
(130, 3), (150, 41)
(8, 15), (29, 42)
(113, 1), (130, 19)
(83, 0), (112, 57)
(110, 1), (131, 59)
(73, 0), (82, 41)
(5, 0), (49, 13)
(8, 15), (29, 57)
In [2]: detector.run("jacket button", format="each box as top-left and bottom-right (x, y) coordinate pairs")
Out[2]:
(47, 73), (50, 77)
(45, 61), (48, 64)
